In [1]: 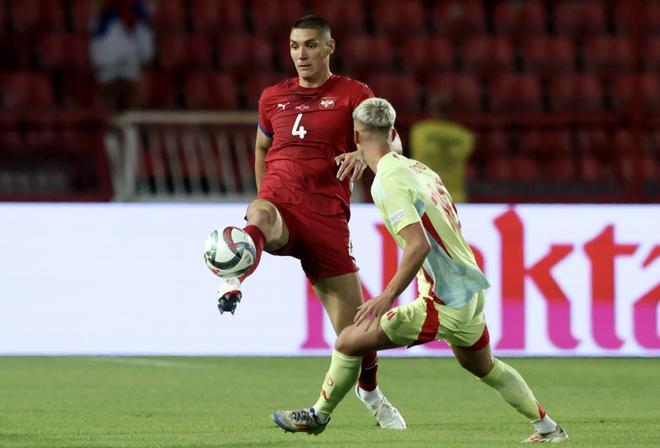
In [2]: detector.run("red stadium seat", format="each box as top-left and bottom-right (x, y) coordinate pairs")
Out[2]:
(1, 72), (54, 110)
(186, 35), (214, 68)
(614, 129), (633, 152)
(219, 34), (273, 72)
(519, 130), (572, 160)
(61, 73), (101, 109)
(615, 129), (658, 157)
(544, 155), (577, 182)
(151, 0), (185, 31)
(579, 154), (614, 183)
(158, 35), (213, 70)
(511, 156), (541, 182)
(184, 73), (238, 110)
(71, 0), (94, 33)
(426, 74), (482, 113)
(610, 74), (660, 112)
(583, 36), (635, 72)
(548, 74), (604, 112)
(400, 36), (453, 74)
(251, 0), (305, 36)
(522, 36), (574, 74)
(372, 0), (426, 35)
(620, 154), (658, 183)
(157, 35), (187, 70)
(554, 1), (606, 37)
(343, 35), (395, 73)
(310, 0), (366, 36)
(365, 74), (421, 113)
(576, 129), (613, 162)
(615, 1), (660, 34)
(0, 34), (32, 68)
(9, 0), (65, 32)
(644, 36), (660, 70)
(137, 72), (177, 109)
(432, 0), (486, 39)
(0, 5), (5, 34)
(190, 0), (246, 33)
(38, 34), (90, 70)
(463, 35), (514, 74)
(244, 72), (288, 109)
(489, 74), (543, 113)
(0, 115), (21, 151)
(494, 0), (546, 36)
(478, 130), (511, 161)
(484, 157), (513, 182)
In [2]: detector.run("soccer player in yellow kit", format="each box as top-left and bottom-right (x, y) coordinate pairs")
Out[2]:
(272, 98), (568, 444)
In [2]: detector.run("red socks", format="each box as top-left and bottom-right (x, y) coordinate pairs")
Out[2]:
(240, 225), (266, 281)
(358, 351), (379, 391)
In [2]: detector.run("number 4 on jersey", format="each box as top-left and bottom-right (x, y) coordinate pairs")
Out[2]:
(291, 113), (307, 139)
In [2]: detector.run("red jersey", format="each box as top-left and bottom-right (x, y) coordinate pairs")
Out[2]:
(257, 75), (373, 217)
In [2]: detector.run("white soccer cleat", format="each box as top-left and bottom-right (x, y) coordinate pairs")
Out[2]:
(355, 385), (406, 430)
(216, 277), (241, 315)
(522, 424), (569, 443)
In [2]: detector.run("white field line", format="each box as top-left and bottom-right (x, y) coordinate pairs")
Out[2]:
(87, 357), (199, 368)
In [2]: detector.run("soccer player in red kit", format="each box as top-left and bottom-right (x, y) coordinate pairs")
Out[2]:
(209, 15), (406, 429)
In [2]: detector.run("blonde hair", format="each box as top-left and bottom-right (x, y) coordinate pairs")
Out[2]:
(352, 97), (396, 135)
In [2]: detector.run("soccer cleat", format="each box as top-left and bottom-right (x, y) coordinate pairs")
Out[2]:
(355, 385), (406, 430)
(217, 277), (241, 315)
(522, 424), (569, 443)
(271, 408), (329, 435)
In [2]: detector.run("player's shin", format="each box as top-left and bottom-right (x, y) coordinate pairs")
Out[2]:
(479, 358), (557, 432)
(312, 349), (362, 420)
(239, 225), (266, 281)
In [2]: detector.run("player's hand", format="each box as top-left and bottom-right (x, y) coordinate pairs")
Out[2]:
(354, 294), (394, 332)
(335, 151), (367, 182)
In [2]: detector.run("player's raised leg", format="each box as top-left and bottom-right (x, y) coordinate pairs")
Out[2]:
(215, 199), (288, 312)
(313, 273), (406, 429)
(452, 343), (568, 444)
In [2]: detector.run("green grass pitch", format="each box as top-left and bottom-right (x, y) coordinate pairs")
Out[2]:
(1, 357), (658, 447)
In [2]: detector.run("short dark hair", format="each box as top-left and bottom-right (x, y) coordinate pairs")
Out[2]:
(291, 15), (331, 38)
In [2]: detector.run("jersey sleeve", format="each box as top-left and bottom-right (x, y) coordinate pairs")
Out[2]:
(374, 171), (422, 235)
(257, 88), (273, 138)
(349, 81), (374, 111)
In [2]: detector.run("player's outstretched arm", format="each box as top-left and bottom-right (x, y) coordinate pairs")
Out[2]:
(355, 222), (430, 330)
(254, 128), (273, 191)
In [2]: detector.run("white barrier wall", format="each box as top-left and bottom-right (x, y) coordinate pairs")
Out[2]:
(0, 203), (658, 356)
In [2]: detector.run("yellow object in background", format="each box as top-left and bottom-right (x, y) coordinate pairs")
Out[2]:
(409, 119), (474, 203)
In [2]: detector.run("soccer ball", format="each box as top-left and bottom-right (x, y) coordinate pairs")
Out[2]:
(204, 227), (256, 279)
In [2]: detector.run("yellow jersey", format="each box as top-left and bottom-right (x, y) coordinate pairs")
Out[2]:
(371, 152), (489, 308)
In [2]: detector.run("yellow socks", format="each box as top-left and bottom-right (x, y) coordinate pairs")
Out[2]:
(480, 358), (544, 422)
(313, 349), (362, 417)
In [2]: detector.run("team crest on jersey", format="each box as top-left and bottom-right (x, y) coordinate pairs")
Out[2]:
(319, 97), (336, 109)
(295, 104), (310, 112)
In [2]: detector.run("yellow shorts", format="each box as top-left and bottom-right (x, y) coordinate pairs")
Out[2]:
(380, 290), (488, 348)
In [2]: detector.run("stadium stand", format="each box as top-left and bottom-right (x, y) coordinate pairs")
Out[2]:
(0, 0), (657, 202)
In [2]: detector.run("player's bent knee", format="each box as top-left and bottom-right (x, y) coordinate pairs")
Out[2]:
(335, 327), (361, 357)
(247, 199), (279, 224)
(455, 350), (493, 378)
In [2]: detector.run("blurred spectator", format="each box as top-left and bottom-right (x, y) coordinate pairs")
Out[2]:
(90, 0), (154, 112)
(409, 94), (475, 203)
